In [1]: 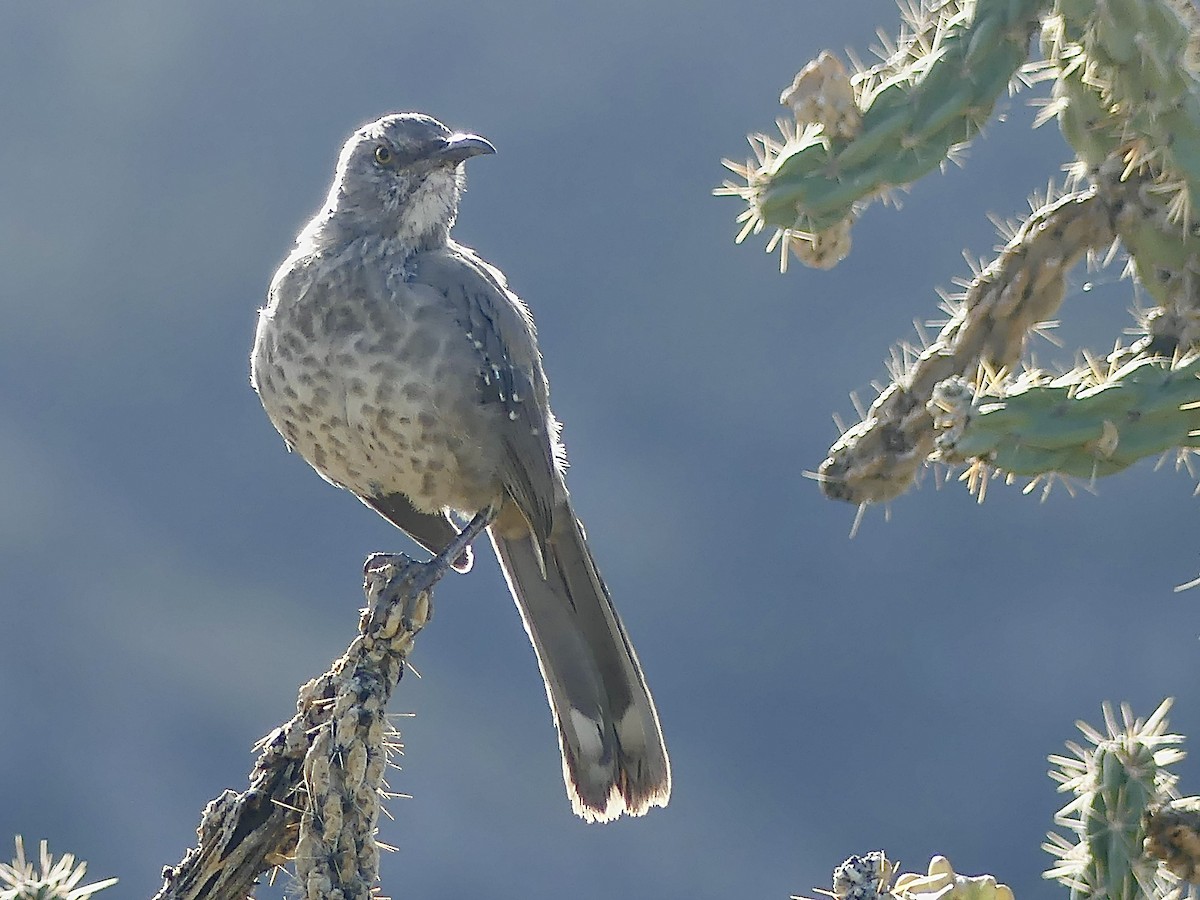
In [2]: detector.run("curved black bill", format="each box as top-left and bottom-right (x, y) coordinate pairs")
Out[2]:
(435, 133), (497, 164)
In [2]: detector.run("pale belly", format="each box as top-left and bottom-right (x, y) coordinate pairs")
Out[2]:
(252, 308), (504, 516)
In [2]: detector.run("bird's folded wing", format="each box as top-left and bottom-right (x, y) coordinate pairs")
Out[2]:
(408, 246), (561, 547)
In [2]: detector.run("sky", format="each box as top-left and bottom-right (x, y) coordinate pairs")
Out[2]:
(1, 3), (1198, 899)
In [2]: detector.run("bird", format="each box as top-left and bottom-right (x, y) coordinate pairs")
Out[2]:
(250, 112), (670, 822)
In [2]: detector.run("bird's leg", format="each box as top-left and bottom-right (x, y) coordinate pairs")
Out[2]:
(402, 502), (498, 602)
(363, 503), (499, 580)
(427, 503), (499, 578)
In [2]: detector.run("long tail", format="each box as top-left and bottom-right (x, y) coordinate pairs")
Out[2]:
(489, 504), (671, 822)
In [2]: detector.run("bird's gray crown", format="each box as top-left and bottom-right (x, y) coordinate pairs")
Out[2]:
(359, 113), (495, 167)
(301, 112), (495, 255)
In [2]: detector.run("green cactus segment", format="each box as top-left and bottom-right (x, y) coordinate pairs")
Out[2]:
(1090, 742), (1157, 900)
(1046, 2), (1200, 319)
(935, 355), (1200, 478)
(1056, 0), (1200, 221)
(751, 0), (1047, 236)
(1044, 701), (1184, 900)
(1042, 15), (1118, 169)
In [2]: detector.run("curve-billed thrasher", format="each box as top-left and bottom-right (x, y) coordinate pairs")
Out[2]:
(250, 113), (670, 822)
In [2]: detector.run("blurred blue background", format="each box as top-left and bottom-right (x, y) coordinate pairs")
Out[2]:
(2, 2), (1198, 898)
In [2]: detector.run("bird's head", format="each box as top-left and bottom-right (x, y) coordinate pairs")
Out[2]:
(323, 112), (495, 250)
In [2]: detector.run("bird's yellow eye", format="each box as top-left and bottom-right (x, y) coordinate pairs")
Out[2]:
(374, 145), (392, 165)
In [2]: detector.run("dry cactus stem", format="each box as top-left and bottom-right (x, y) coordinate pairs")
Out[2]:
(154, 508), (492, 900)
(1145, 797), (1200, 884)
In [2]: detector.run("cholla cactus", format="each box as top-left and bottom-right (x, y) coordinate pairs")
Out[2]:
(1044, 700), (1186, 900)
(720, 0), (1200, 507)
(929, 355), (1200, 498)
(894, 856), (1014, 900)
(0, 837), (116, 900)
(718, 0), (1045, 272)
(798, 703), (1193, 900)
(798, 852), (1013, 900)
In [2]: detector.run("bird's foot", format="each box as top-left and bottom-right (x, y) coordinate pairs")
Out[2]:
(363, 552), (415, 578)
(361, 504), (498, 607)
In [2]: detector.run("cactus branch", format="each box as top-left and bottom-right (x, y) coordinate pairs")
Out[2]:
(1044, 3), (1200, 320)
(717, 0), (1048, 270)
(817, 186), (1117, 505)
(930, 354), (1200, 493)
(151, 506), (495, 900)
(1044, 700), (1186, 900)
(725, 0), (1200, 501)
(1052, 0), (1200, 222)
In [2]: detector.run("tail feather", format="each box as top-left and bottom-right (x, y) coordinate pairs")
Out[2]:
(489, 506), (670, 822)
